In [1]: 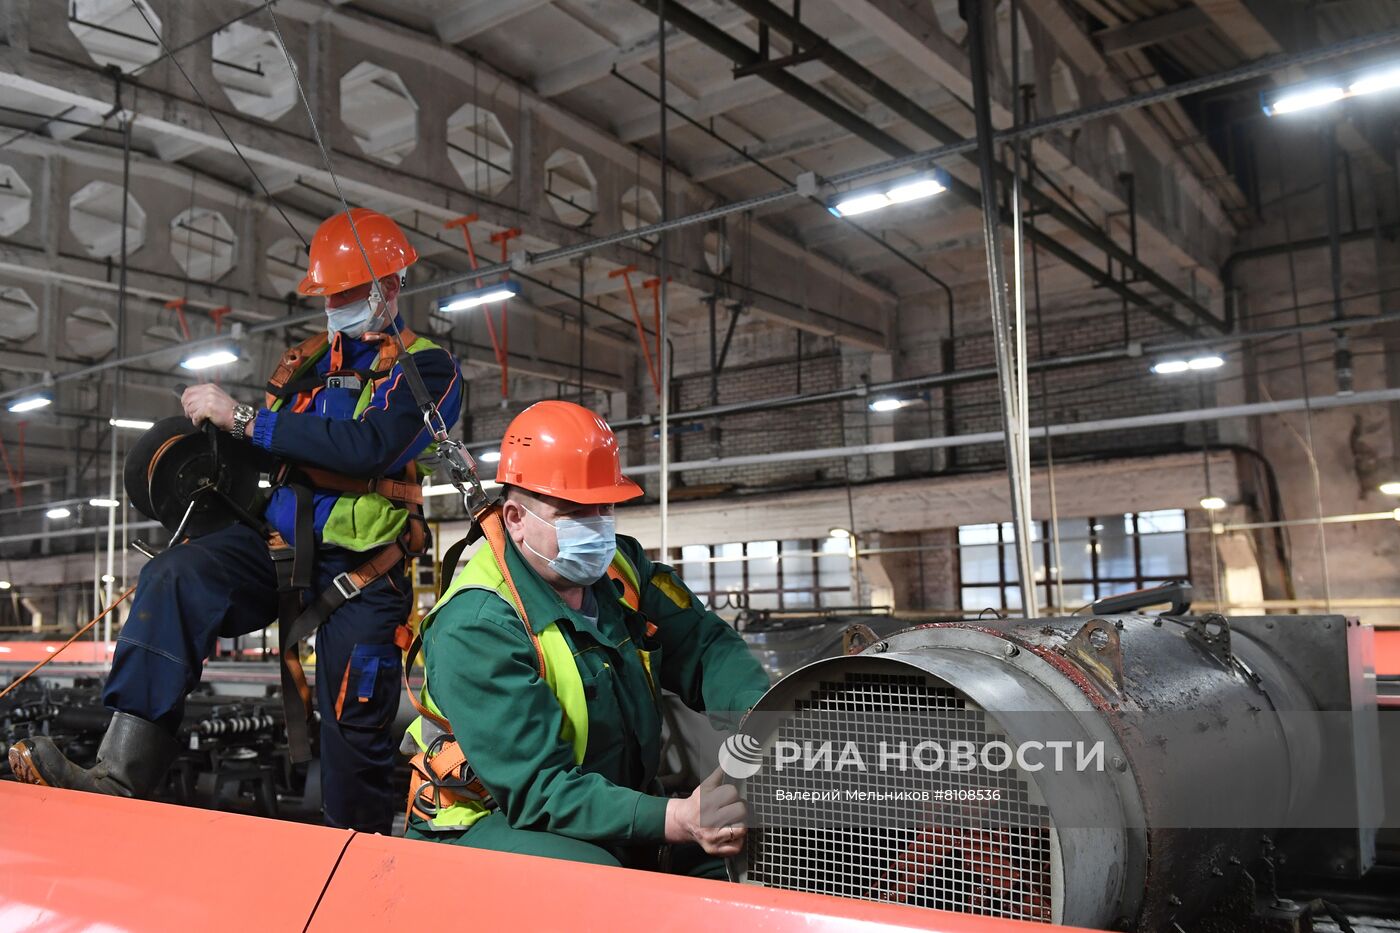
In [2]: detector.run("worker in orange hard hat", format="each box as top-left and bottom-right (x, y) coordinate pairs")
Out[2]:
(10, 208), (463, 836)
(400, 400), (770, 875)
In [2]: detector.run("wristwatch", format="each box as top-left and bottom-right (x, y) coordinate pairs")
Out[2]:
(231, 403), (256, 441)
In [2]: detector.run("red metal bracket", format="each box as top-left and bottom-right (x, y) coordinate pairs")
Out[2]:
(610, 266), (661, 398)
(444, 219), (520, 399)
(164, 298), (191, 340)
(445, 215), (483, 273)
(642, 276), (671, 392)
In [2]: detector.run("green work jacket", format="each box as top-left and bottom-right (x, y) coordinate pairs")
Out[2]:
(412, 532), (769, 843)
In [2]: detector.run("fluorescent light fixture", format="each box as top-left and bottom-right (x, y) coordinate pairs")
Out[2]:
(7, 392), (52, 413)
(1200, 496), (1227, 511)
(89, 498), (119, 508)
(1153, 355), (1224, 374)
(0, 580), (10, 590)
(478, 450), (501, 464)
(45, 506), (72, 520)
(828, 527), (851, 539)
(830, 192), (892, 217)
(868, 397), (905, 413)
(1150, 359), (1191, 375)
(1263, 62), (1400, 117)
(1264, 84), (1346, 116)
(886, 177), (947, 203)
(438, 281), (521, 313)
(1350, 67), (1400, 96)
(180, 346), (240, 371)
(1394, 508), (1400, 523)
(110, 418), (155, 431)
(827, 170), (949, 218)
(1379, 481), (1400, 496)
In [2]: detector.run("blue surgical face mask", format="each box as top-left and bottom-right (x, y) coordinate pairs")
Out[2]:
(326, 293), (389, 338)
(521, 504), (617, 586)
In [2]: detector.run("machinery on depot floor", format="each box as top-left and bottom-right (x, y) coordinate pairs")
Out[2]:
(728, 609), (1393, 932)
(3, 601), (1397, 932)
(0, 659), (415, 823)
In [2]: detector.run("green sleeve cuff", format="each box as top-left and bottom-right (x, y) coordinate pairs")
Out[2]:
(630, 792), (670, 842)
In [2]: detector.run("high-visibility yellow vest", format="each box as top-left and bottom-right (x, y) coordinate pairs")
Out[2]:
(404, 540), (644, 832)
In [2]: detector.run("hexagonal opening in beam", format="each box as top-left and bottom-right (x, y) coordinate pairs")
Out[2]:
(0, 286), (38, 344)
(68, 0), (163, 73)
(65, 306), (117, 360)
(340, 62), (419, 166)
(544, 149), (597, 228)
(171, 208), (237, 282)
(447, 104), (513, 196)
(212, 22), (297, 122)
(0, 164), (32, 236)
(621, 186), (661, 251)
(69, 180), (146, 259)
(265, 236), (308, 297)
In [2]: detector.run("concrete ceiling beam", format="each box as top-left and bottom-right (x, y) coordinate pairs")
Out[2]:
(434, 0), (556, 45)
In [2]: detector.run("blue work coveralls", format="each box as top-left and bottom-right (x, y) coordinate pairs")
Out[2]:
(104, 319), (462, 833)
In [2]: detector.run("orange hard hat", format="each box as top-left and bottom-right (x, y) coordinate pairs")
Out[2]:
(298, 208), (419, 296)
(497, 401), (643, 505)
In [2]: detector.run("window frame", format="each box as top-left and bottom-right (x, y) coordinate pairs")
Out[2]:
(670, 539), (852, 615)
(958, 511), (1190, 613)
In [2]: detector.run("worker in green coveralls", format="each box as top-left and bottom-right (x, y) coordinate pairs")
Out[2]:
(401, 399), (770, 877)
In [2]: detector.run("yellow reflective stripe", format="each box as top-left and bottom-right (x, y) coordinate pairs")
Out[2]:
(407, 539), (590, 831)
(539, 623), (587, 764)
(651, 570), (693, 610)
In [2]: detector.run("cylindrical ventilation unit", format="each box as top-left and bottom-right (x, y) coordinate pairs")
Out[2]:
(730, 615), (1378, 931)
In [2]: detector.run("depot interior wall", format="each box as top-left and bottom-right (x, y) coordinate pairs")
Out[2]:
(1230, 123), (1400, 627)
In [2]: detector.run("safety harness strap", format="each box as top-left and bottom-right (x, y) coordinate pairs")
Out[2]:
(293, 466), (424, 506)
(275, 512), (427, 763)
(264, 333), (329, 410)
(288, 483), (315, 589)
(437, 534), (472, 599)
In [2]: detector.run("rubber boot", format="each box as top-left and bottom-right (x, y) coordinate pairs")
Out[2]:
(8, 711), (180, 798)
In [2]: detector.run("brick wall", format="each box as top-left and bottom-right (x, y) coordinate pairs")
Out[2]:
(944, 299), (1214, 467)
(650, 349), (851, 490)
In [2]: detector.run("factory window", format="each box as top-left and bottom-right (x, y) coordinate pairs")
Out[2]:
(958, 510), (1189, 614)
(673, 538), (852, 618)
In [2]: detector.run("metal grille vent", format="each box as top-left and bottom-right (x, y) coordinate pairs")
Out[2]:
(743, 670), (1056, 923)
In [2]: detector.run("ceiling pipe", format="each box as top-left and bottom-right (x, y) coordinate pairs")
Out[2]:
(602, 306), (1400, 432)
(623, 387), (1400, 475)
(7, 388), (1395, 549)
